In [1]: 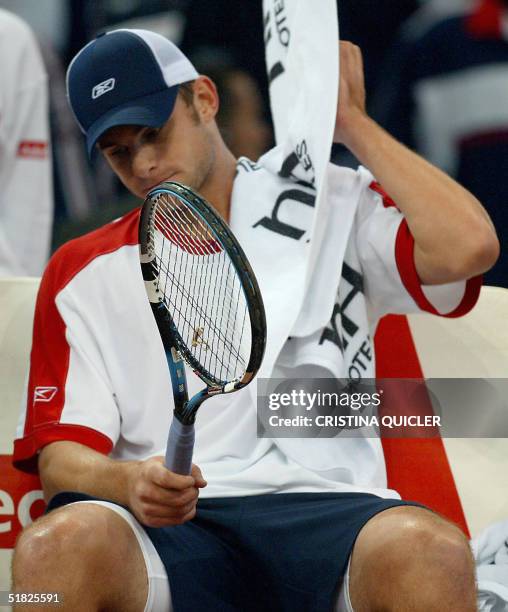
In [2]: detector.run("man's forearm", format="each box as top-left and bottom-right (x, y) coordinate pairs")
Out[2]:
(342, 113), (499, 284)
(38, 441), (139, 506)
(39, 441), (207, 527)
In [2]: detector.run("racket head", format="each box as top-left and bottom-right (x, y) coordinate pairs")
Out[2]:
(139, 181), (266, 396)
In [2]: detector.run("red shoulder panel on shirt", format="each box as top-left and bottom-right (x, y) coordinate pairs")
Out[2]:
(12, 207), (140, 474)
(48, 206), (141, 291)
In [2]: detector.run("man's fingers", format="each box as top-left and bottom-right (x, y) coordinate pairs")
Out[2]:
(138, 501), (198, 527)
(142, 500), (196, 518)
(140, 484), (199, 507)
(191, 464), (207, 488)
(147, 457), (207, 490)
(147, 458), (196, 490)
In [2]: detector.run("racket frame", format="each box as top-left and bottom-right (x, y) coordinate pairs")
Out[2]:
(139, 181), (266, 427)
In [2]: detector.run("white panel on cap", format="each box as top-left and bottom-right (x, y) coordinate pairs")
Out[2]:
(112, 28), (199, 87)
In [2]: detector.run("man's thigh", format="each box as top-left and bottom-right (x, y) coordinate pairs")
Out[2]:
(70, 501), (171, 612)
(47, 492), (245, 612)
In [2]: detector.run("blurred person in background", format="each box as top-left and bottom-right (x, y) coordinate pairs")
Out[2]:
(191, 49), (272, 160)
(375, 0), (508, 287)
(211, 67), (272, 161)
(402, 0), (476, 41)
(181, 0), (268, 109)
(0, 9), (53, 276)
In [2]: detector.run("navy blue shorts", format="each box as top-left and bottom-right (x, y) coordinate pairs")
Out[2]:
(47, 491), (424, 612)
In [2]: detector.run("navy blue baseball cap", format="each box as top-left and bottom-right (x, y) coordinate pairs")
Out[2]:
(66, 29), (199, 155)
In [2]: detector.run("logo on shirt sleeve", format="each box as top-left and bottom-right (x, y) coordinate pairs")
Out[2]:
(33, 386), (58, 404)
(92, 78), (116, 99)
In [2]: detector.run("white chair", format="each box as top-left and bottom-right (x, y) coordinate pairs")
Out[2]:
(406, 286), (508, 537)
(0, 277), (42, 593)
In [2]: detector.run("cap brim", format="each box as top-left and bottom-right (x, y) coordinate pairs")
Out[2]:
(86, 86), (179, 156)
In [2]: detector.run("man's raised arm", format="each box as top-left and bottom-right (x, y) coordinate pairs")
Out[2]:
(335, 41), (500, 285)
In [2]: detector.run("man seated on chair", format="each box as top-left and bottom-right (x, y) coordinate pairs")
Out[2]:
(11, 29), (499, 612)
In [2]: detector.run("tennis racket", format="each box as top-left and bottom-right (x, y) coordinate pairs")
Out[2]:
(139, 182), (266, 475)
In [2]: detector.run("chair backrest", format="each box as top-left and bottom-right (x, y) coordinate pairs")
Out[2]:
(406, 286), (508, 537)
(408, 286), (508, 377)
(0, 277), (44, 590)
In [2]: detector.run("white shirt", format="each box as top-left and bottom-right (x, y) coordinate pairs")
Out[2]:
(14, 161), (480, 500)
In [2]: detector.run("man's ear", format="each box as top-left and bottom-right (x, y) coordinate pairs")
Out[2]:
(192, 76), (219, 123)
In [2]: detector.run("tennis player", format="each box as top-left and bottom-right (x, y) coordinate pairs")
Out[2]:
(12, 30), (498, 612)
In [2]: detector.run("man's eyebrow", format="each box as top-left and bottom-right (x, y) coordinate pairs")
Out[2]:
(98, 137), (123, 150)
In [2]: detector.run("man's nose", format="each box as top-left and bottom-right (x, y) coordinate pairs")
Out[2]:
(131, 144), (158, 178)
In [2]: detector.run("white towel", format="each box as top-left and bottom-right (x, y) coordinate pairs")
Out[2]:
(230, 156), (364, 379)
(472, 520), (508, 611)
(229, 1), (387, 478)
(230, 0), (342, 380)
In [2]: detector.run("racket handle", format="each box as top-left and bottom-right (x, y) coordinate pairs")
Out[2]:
(165, 416), (195, 475)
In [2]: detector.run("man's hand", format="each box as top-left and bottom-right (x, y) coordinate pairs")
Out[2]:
(127, 457), (207, 527)
(39, 442), (209, 527)
(334, 41), (367, 146)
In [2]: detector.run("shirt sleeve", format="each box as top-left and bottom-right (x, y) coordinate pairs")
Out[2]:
(356, 175), (482, 324)
(13, 249), (120, 474)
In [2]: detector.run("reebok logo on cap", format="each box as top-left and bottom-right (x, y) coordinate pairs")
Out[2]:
(92, 78), (116, 99)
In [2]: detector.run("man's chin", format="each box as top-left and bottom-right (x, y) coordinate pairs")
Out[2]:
(139, 173), (203, 198)
(171, 174), (197, 190)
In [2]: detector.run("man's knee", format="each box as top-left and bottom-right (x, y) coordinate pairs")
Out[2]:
(13, 503), (149, 612)
(12, 504), (134, 581)
(360, 506), (473, 572)
(14, 506), (97, 567)
(349, 506), (476, 610)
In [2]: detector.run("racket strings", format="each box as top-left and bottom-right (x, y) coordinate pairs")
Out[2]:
(153, 254), (246, 379)
(155, 196), (220, 255)
(163, 255), (248, 383)
(152, 223), (244, 361)
(151, 201), (241, 315)
(156, 193), (248, 325)
(154, 202), (243, 306)
(151, 194), (251, 383)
